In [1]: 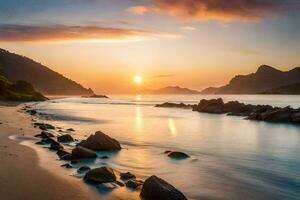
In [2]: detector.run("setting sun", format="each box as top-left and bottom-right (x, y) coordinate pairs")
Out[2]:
(134, 75), (143, 85)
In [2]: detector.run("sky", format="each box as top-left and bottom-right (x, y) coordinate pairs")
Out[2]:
(0, 0), (300, 94)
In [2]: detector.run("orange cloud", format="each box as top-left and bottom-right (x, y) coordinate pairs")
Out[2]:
(128, 0), (300, 21)
(0, 24), (181, 43)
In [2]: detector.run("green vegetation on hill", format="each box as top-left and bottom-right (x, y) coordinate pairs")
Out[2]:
(0, 74), (47, 101)
(0, 48), (93, 95)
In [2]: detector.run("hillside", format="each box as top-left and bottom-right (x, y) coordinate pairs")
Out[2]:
(201, 65), (300, 94)
(0, 74), (47, 101)
(0, 49), (94, 95)
(263, 83), (300, 94)
(145, 86), (200, 94)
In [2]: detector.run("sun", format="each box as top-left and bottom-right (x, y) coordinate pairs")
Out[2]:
(134, 75), (143, 85)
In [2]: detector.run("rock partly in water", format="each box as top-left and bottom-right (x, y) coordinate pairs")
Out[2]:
(120, 172), (136, 180)
(100, 156), (109, 159)
(50, 142), (63, 151)
(58, 134), (74, 143)
(34, 131), (55, 138)
(84, 167), (116, 184)
(80, 131), (121, 151)
(167, 151), (190, 159)
(67, 128), (75, 132)
(126, 179), (144, 189)
(140, 175), (187, 200)
(56, 149), (71, 159)
(71, 146), (97, 160)
(34, 123), (55, 130)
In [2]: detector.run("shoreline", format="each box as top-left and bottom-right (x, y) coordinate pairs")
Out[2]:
(0, 105), (109, 200)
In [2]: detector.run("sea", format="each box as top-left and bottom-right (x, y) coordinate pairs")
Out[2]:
(30, 95), (300, 200)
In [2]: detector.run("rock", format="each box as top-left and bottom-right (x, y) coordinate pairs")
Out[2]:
(41, 138), (57, 144)
(77, 166), (91, 173)
(71, 146), (97, 159)
(192, 98), (225, 114)
(67, 128), (75, 132)
(115, 181), (125, 187)
(100, 156), (109, 159)
(80, 131), (121, 151)
(61, 163), (72, 168)
(292, 111), (300, 123)
(84, 167), (116, 184)
(164, 150), (172, 154)
(120, 172), (136, 180)
(50, 142), (63, 151)
(35, 141), (44, 145)
(34, 131), (54, 138)
(155, 102), (192, 109)
(58, 134), (74, 143)
(57, 149), (71, 158)
(126, 179), (144, 189)
(34, 123), (55, 130)
(261, 107), (293, 122)
(27, 110), (37, 115)
(167, 151), (190, 159)
(140, 176), (187, 200)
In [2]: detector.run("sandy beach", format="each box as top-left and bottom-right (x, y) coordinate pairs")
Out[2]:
(0, 105), (103, 200)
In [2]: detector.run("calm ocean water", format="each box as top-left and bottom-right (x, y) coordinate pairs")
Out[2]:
(32, 95), (300, 200)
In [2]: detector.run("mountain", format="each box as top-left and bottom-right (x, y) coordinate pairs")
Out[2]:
(0, 48), (94, 95)
(200, 87), (219, 94)
(145, 86), (200, 94)
(201, 65), (300, 94)
(0, 74), (47, 101)
(263, 83), (300, 94)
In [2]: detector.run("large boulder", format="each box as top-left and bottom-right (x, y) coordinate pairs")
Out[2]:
(140, 176), (187, 200)
(71, 146), (97, 159)
(84, 167), (116, 184)
(80, 131), (121, 151)
(58, 134), (74, 143)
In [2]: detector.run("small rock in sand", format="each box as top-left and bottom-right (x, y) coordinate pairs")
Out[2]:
(61, 163), (72, 168)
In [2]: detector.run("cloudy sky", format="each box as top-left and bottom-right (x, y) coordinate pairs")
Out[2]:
(0, 0), (300, 93)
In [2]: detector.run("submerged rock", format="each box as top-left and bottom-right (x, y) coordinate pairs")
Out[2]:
(84, 167), (116, 184)
(80, 131), (121, 151)
(56, 149), (71, 159)
(58, 134), (74, 143)
(71, 146), (97, 159)
(77, 166), (91, 173)
(155, 102), (192, 109)
(140, 176), (187, 200)
(167, 151), (190, 159)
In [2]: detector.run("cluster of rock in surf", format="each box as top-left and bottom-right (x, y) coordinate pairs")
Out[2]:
(156, 98), (300, 124)
(32, 121), (188, 200)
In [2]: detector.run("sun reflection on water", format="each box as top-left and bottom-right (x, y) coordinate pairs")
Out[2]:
(168, 118), (177, 136)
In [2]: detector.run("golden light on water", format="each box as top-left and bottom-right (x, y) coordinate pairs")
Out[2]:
(168, 118), (177, 136)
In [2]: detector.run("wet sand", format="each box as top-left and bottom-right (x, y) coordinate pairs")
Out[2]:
(0, 105), (104, 200)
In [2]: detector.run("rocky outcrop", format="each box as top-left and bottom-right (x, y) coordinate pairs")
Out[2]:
(71, 146), (97, 159)
(140, 176), (187, 200)
(84, 167), (116, 184)
(155, 102), (192, 109)
(80, 131), (121, 151)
